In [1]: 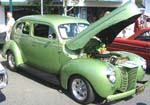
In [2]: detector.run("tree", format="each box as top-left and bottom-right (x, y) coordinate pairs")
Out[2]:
(63, 0), (85, 16)
(27, 0), (54, 14)
(28, 0), (54, 6)
(27, 0), (85, 16)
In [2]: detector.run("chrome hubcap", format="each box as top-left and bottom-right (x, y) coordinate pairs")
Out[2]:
(8, 54), (15, 68)
(72, 78), (88, 101)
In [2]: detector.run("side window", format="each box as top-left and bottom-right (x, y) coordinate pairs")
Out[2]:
(16, 22), (24, 34)
(22, 22), (30, 34)
(33, 23), (56, 39)
(16, 22), (30, 35)
(136, 31), (150, 41)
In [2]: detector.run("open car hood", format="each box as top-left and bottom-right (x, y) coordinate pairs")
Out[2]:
(66, 2), (141, 51)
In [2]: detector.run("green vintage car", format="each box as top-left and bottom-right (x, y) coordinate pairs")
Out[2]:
(2, 2), (150, 104)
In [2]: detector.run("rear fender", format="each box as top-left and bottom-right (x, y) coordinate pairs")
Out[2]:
(2, 40), (24, 66)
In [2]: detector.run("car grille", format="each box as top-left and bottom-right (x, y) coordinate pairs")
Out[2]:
(119, 67), (137, 92)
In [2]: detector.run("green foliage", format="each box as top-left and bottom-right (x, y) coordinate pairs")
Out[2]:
(27, 0), (54, 6)
(63, 0), (67, 7)
(27, 0), (54, 13)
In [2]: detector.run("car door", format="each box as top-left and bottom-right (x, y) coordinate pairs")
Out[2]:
(15, 21), (33, 63)
(27, 23), (61, 73)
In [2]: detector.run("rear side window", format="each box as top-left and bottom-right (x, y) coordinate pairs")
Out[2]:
(16, 22), (30, 35)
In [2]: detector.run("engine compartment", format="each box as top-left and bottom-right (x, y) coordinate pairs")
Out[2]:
(89, 51), (138, 69)
(90, 52), (130, 65)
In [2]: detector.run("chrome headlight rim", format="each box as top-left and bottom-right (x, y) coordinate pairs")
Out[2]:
(139, 57), (147, 70)
(106, 66), (116, 84)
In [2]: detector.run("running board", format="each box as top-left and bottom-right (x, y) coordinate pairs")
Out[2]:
(19, 64), (60, 85)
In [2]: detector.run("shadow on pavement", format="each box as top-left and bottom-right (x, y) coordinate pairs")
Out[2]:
(0, 91), (6, 103)
(136, 103), (147, 105)
(0, 61), (72, 102)
(0, 60), (148, 105)
(2, 61), (63, 91)
(97, 96), (133, 105)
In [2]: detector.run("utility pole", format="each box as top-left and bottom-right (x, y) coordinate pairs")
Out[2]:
(9, 0), (13, 13)
(41, 0), (43, 16)
(63, 0), (67, 16)
(63, 0), (85, 16)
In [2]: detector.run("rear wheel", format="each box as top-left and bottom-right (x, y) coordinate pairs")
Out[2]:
(7, 52), (17, 71)
(69, 75), (95, 104)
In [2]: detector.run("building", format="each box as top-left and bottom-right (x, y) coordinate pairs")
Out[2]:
(143, 0), (150, 14)
(0, 0), (148, 25)
(0, 0), (28, 24)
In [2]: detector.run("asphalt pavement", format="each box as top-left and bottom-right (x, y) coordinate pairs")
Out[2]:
(0, 54), (149, 105)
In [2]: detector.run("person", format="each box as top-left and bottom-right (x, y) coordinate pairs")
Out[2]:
(90, 16), (97, 23)
(134, 8), (147, 33)
(103, 11), (110, 16)
(134, 16), (142, 33)
(6, 12), (15, 41)
(146, 15), (150, 27)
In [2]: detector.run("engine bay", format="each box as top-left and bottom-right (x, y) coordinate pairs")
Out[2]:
(89, 52), (138, 69)
(90, 52), (130, 65)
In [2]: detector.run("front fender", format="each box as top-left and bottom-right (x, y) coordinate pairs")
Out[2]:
(110, 51), (145, 81)
(2, 40), (24, 66)
(60, 58), (121, 98)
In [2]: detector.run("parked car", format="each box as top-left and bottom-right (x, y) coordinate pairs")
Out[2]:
(0, 63), (8, 89)
(2, 2), (150, 104)
(0, 24), (7, 44)
(107, 28), (150, 70)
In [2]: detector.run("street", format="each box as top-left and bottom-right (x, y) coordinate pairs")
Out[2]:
(0, 56), (150, 105)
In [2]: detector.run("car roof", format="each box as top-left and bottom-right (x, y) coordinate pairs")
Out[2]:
(17, 15), (89, 26)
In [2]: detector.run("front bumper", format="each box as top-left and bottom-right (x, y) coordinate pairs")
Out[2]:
(106, 80), (150, 102)
(0, 64), (8, 89)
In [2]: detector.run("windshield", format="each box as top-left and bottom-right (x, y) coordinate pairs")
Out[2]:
(58, 23), (89, 39)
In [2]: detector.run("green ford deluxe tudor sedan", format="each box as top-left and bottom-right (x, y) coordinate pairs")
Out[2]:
(2, 2), (150, 104)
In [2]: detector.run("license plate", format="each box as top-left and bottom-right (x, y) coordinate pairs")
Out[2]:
(136, 86), (145, 95)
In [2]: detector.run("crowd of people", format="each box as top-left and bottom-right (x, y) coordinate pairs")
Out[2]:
(88, 9), (150, 38)
(1, 9), (150, 41)
(118, 10), (150, 38)
(134, 12), (150, 33)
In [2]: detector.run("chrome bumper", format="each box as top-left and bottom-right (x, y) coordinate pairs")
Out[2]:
(0, 64), (8, 89)
(107, 80), (150, 102)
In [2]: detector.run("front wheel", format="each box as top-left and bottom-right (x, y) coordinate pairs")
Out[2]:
(7, 52), (17, 71)
(69, 75), (95, 104)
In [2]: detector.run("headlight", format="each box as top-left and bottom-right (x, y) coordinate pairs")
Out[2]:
(106, 66), (116, 84)
(139, 58), (147, 70)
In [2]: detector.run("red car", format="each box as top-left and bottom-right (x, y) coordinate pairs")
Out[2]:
(107, 28), (150, 70)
